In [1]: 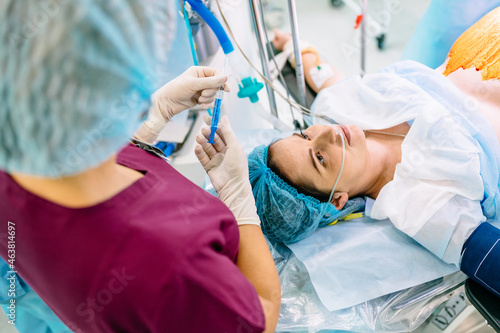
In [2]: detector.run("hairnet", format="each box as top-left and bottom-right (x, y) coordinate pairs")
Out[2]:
(248, 144), (365, 243)
(0, 0), (179, 177)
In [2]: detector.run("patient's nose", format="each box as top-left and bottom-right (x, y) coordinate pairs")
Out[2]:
(315, 126), (336, 146)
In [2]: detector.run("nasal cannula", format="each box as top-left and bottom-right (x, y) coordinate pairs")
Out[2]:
(209, 57), (228, 144)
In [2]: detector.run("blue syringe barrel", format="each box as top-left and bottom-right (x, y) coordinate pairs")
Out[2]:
(209, 89), (224, 144)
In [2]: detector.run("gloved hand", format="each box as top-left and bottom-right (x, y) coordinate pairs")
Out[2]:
(135, 66), (229, 143)
(195, 116), (260, 226)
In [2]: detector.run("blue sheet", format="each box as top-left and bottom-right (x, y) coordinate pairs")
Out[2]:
(287, 215), (458, 311)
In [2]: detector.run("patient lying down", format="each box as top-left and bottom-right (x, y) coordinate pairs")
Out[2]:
(248, 8), (500, 280)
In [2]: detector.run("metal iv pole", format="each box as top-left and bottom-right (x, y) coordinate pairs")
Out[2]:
(287, 0), (307, 108)
(361, 0), (367, 76)
(249, 0), (278, 117)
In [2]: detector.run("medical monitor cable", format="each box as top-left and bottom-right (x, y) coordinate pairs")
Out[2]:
(215, 0), (410, 140)
(214, 0), (330, 122)
(258, 0), (304, 132)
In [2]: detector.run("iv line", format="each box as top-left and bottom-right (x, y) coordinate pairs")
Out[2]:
(213, 0), (410, 137)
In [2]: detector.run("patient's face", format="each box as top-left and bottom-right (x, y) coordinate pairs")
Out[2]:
(270, 124), (369, 197)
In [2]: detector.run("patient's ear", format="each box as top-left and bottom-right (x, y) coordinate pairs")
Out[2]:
(331, 192), (349, 210)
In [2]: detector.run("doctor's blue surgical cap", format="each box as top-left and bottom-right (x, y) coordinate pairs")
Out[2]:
(0, 0), (178, 177)
(248, 145), (365, 244)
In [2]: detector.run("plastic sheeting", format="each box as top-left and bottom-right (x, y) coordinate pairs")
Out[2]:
(287, 216), (459, 312)
(270, 240), (466, 332)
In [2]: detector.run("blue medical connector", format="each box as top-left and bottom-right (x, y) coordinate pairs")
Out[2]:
(155, 142), (177, 157)
(237, 77), (264, 103)
(184, 0), (234, 55)
(185, 0), (263, 103)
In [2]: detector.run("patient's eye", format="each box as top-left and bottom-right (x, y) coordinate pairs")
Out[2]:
(301, 133), (309, 140)
(316, 153), (324, 165)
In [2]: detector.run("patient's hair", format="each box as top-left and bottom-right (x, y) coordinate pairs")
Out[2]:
(267, 141), (331, 202)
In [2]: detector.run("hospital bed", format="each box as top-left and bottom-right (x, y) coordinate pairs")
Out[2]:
(164, 59), (495, 333)
(228, 126), (500, 332)
(167, 1), (499, 331)
(185, 128), (479, 332)
(163, 60), (497, 333)
(465, 279), (500, 332)
(150, 95), (483, 332)
(270, 240), (466, 332)
(203, 182), (468, 333)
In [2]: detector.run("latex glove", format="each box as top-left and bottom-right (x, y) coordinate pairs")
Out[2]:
(135, 66), (229, 143)
(195, 116), (260, 226)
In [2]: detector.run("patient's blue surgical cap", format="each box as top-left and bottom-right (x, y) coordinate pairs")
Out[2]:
(248, 145), (365, 243)
(0, 0), (181, 177)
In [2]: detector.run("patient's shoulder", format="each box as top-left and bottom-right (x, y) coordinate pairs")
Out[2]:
(442, 66), (500, 106)
(441, 66), (500, 144)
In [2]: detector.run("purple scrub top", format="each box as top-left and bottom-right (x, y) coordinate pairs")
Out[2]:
(0, 144), (265, 332)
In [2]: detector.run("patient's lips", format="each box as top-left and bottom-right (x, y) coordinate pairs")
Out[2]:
(339, 125), (351, 146)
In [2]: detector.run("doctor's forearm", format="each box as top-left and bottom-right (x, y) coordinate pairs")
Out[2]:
(237, 225), (281, 333)
(133, 94), (174, 144)
(133, 122), (160, 144)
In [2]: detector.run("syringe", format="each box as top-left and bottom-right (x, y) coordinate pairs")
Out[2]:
(209, 87), (224, 144)
(209, 57), (228, 144)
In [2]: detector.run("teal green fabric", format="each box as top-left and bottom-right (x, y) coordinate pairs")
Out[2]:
(248, 144), (365, 243)
(0, 259), (70, 332)
(0, 0), (161, 177)
(1, 290), (71, 333)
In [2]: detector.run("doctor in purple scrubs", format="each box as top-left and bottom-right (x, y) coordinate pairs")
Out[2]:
(0, 1), (280, 332)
